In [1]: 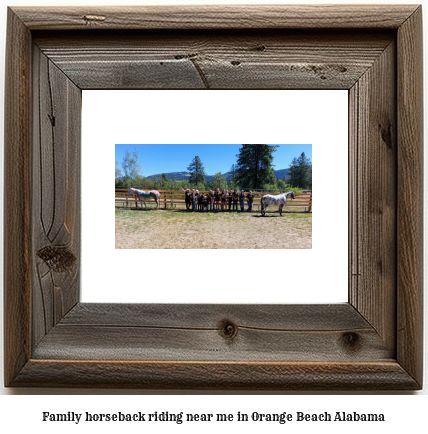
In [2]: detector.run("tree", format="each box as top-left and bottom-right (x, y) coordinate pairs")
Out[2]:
(140, 177), (154, 190)
(287, 152), (312, 189)
(276, 178), (287, 191)
(227, 164), (240, 189)
(212, 172), (227, 190)
(187, 156), (206, 185)
(115, 160), (123, 186)
(235, 144), (278, 189)
(122, 147), (142, 180)
(229, 164), (237, 182)
(115, 160), (122, 179)
(160, 173), (168, 188)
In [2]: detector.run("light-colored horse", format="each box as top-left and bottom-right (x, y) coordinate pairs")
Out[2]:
(128, 188), (161, 209)
(260, 191), (296, 216)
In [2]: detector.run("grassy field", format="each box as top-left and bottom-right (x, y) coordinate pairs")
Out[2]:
(115, 204), (312, 249)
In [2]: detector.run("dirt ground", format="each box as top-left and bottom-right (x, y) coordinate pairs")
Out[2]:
(115, 205), (312, 249)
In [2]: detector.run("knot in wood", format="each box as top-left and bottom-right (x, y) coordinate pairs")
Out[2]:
(219, 320), (238, 340)
(378, 122), (393, 149)
(341, 332), (361, 350)
(37, 245), (76, 272)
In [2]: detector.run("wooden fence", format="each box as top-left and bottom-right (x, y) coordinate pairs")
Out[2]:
(115, 188), (312, 212)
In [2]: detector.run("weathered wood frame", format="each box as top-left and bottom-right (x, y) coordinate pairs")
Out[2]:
(4, 5), (423, 389)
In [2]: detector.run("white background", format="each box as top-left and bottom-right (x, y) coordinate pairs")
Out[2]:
(0, 0), (426, 425)
(82, 90), (348, 304)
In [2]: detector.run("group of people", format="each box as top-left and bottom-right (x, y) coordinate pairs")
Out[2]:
(180, 187), (255, 212)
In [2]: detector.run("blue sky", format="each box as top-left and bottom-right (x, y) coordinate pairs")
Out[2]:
(115, 144), (312, 177)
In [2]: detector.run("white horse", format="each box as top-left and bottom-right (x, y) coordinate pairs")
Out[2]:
(260, 191), (296, 216)
(128, 188), (161, 209)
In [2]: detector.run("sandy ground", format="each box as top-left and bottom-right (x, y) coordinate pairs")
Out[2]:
(115, 205), (312, 249)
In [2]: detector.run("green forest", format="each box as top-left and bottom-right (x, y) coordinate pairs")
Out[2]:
(115, 144), (312, 192)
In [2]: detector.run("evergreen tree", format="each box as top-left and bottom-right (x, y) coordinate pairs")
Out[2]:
(160, 173), (168, 188)
(229, 164), (237, 183)
(287, 152), (312, 189)
(287, 157), (297, 188)
(228, 164), (240, 189)
(212, 172), (227, 190)
(187, 156), (206, 185)
(235, 144), (278, 189)
(152, 177), (160, 190)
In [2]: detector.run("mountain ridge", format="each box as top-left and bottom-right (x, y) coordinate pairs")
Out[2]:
(146, 169), (289, 182)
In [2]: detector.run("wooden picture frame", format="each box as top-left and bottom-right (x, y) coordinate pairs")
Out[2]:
(4, 5), (423, 389)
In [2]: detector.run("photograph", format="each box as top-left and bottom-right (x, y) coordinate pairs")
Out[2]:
(114, 144), (312, 249)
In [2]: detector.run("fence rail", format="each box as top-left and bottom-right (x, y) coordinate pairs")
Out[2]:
(115, 188), (312, 212)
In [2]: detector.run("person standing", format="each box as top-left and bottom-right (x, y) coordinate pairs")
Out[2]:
(232, 188), (239, 211)
(202, 194), (209, 212)
(191, 191), (197, 211)
(221, 189), (227, 211)
(180, 186), (191, 210)
(228, 189), (233, 212)
(214, 188), (221, 211)
(201, 192), (207, 212)
(196, 190), (200, 211)
(240, 190), (245, 212)
(199, 193), (204, 212)
(209, 190), (215, 212)
(247, 190), (254, 212)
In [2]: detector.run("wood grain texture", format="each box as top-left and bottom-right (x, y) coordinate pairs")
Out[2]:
(396, 6), (423, 387)
(33, 304), (391, 362)
(12, 360), (419, 390)
(11, 5), (419, 30)
(4, 8), (32, 387)
(349, 40), (397, 352)
(35, 31), (393, 90)
(61, 303), (368, 329)
(32, 46), (81, 348)
(4, 5), (423, 390)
